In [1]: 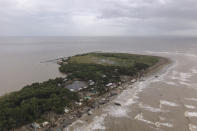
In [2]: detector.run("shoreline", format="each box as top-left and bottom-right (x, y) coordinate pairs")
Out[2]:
(13, 54), (170, 131)
(48, 56), (170, 131)
(65, 56), (171, 131)
(61, 56), (171, 131)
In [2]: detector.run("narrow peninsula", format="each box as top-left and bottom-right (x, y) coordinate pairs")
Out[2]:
(0, 52), (167, 131)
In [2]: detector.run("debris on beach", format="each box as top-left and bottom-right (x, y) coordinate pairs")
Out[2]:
(131, 79), (137, 83)
(42, 122), (49, 127)
(64, 108), (70, 113)
(88, 110), (93, 115)
(89, 80), (95, 86)
(114, 102), (121, 106)
(106, 83), (113, 87)
(31, 122), (41, 129)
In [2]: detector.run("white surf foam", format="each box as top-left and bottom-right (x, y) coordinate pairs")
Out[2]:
(184, 105), (195, 109)
(165, 81), (177, 85)
(179, 81), (192, 86)
(104, 73), (160, 118)
(89, 114), (107, 130)
(105, 106), (128, 118)
(124, 98), (136, 106)
(191, 68), (197, 74)
(185, 98), (197, 102)
(160, 100), (179, 107)
(65, 60), (176, 130)
(170, 71), (192, 82)
(159, 116), (166, 121)
(135, 113), (154, 125)
(146, 51), (197, 59)
(155, 60), (177, 83)
(106, 74), (158, 118)
(155, 122), (174, 128)
(189, 124), (197, 131)
(145, 51), (171, 55)
(171, 71), (179, 80)
(185, 111), (197, 118)
(67, 114), (107, 131)
(185, 53), (197, 58)
(64, 120), (84, 131)
(139, 103), (166, 113)
(180, 72), (192, 82)
(135, 113), (173, 128)
(103, 86), (138, 118)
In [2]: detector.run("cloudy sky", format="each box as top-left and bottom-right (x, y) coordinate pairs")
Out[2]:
(0, 0), (197, 36)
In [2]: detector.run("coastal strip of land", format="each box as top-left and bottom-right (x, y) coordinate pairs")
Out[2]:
(0, 52), (169, 131)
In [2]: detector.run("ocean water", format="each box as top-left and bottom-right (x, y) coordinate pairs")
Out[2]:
(1, 36), (197, 131)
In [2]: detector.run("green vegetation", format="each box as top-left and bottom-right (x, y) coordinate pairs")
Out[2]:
(59, 53), (158, 94)
(0, 78), (78, 130)
(68, 52), (158, 67)
(0, 52), (159, 130)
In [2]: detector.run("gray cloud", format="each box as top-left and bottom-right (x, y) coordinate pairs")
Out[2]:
(0, 0), (197, 36)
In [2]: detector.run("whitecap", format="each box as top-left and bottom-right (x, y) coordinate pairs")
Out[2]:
(160, 100), (179, 107)
(69, 114), (107, 131)
(165, 81), (177, 85)
(185, 111), (197, 118)
(185, 54), (197, 58)
(179, 81), (192, 86)
(135, 113), (154, 125)
(135, 113), (173, 128)
(189, 124), (197, 131)
(90, 114), (107, 130)
(64, 120), (84, 131)
(185, 98), (197, 102)
(105, 106), (128, 118)
(179, 72), (192, 82)
(159, 116), (166, 121)
(169, 71), (192, 83)
(124, 98), (136, 106)
(191, 68), (197, 74)
(155, 122), (174, 128)
(139, 103), (166, 113)
(184, 105), (195, 109)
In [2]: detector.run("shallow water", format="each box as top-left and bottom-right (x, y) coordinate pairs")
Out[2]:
(66, 53), (197, 131)
(1, 36), (197, 131)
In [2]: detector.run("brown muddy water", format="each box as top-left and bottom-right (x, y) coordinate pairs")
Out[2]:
(1, 36), (197, 131)
(65, 52), (197, 131)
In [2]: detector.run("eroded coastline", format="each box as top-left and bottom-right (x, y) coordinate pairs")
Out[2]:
(63, 55), (170, 131)
(0, 52), (169, 131)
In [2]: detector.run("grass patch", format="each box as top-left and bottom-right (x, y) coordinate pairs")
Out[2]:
(60, 52), (158, 94)
(69, 52), (158, 67)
